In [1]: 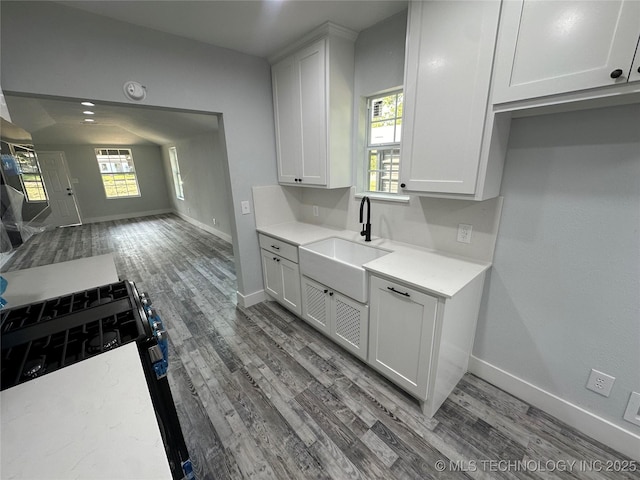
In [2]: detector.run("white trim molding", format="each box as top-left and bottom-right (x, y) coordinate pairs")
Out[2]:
(468, 356), (640, 462)
(236, 289), (266, 309)
(83, 209), (172, 224)
(173, 211), (232, 244)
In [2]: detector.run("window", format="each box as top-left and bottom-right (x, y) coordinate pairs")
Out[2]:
(95, 148), (140, 198)
(365, 90), (403, 194)
(168, 146), (184, 200)
(13, 146), (47, 202)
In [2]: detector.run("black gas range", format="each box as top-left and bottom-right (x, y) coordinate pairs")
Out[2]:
(0, 280), (193, 480)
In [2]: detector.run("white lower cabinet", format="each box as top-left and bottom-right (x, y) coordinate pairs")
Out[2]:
(301, 276), (368, 361)
(368, 273), (485, 417)
(261, 250), (302, 315)
(368, 276), (437, 401)
(259, 233), (302, 316)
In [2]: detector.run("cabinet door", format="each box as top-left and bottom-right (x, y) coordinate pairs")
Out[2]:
(300, 276), (331, 335)
(261, 250), (283, 300)
(492, 0), (640, 104)
(331, 292), (368, 362)
(368, 276), (438, 400)
(280, 257), (302, 315)
(297, 40), (327, 186)
(400, 0), (501, 195)
(272, 56), (302, 184)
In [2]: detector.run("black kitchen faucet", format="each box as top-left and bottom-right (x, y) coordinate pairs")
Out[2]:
(359, 196), (372, 242)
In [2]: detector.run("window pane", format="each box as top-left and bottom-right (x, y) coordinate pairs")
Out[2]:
(96, 148), (140, 198)
(367, 91), (403, 146)
(370, 121), (396, 145)
(365, 90), (402, 193)
(168, 147), (184, 200)
(366, 148), (400, 193)
(370, 95), (396, 121)
(14, 149), (48, 202)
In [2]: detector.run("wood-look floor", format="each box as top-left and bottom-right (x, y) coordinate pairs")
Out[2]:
(3, 214), (638, 480)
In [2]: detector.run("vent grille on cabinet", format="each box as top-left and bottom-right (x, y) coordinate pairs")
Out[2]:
(306, 284), (327, 327)
(335, 299), (360, 347)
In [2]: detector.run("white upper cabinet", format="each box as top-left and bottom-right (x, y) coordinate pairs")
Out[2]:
(399, 0), (509, 201)
(270, 24), (356, 188)
(492, 0), (640, 105)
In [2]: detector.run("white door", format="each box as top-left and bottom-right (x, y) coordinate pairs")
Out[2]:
(330, 292), (368, 361)
(297, 39), (327, 186)
(261, 250), (283, 300)
(492, 0), (640, 103)
(369, 276), (437, 400)
(38, 151), (81, 227)
(300, 276), (331, 335)
(279, 257), (302, 315)
(400, 0), (500, 195)
(272, 55), (302, 184)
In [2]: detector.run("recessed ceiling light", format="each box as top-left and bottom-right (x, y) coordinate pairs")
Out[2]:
(83, 118), (95, 122)
(81, 101), (95, 107)
(83, 110), (95, 115)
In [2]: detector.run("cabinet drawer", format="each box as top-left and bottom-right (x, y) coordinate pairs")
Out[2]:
(259, 234), (298, 263)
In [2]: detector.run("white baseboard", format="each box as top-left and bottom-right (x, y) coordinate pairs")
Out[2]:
(468, 355), (640, 462)
(173, 211), (232, 244)
(236, 289), (265, 308)
(83, 209), (173, 224)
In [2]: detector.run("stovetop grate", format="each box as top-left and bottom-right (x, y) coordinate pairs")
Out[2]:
(0, 281), (148, 391)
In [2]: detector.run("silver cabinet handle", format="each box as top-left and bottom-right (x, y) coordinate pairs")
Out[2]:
(387, 286), (410, 298)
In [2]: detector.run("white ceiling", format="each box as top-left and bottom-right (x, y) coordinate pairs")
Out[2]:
(57, 0), (409, 59)
(4, 1), (408, 146)
(5, 95), (219, 146)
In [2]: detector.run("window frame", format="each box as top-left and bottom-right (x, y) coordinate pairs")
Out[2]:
(364, 89), (403, 196)
(13, 146), (48, 203)
(168, 146), (184, 200)
(94, 148), (141, 199)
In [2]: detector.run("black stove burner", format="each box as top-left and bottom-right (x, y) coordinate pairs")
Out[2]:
(0, 281), (149, 391)
(89, 296), (114, 307)
(87, 331), (120, 353)
(22, 357), (46, 379)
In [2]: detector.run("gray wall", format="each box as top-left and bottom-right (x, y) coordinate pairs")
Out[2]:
(475, 104), (640, 433)
(37, 144), (171, 222)
(162, 131), (232, 239)
(0, 1), (278, 297)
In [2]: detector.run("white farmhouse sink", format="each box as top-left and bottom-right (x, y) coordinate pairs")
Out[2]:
(299, 237), (390, 303)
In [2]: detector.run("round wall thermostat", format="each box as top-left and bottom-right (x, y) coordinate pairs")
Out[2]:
(123, 81), (147, 101)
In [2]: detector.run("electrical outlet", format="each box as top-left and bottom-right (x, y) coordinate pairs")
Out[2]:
(212, 218), (216, 225)
(240, 200), (251, 215)
(586, 369), (615, 397)
(313, 205), (319, 217)
(623, 392), (640, 427)
(457, 224), (473, 244)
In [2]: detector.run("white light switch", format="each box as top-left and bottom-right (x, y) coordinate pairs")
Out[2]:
(241, 200), (251, 215)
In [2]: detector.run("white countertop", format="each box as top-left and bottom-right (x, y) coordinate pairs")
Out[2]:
(257, 222), (490, 298)
(1, 343), (173, 480)
(1, 254), (119, 309)
(257, 222), (345, 246)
